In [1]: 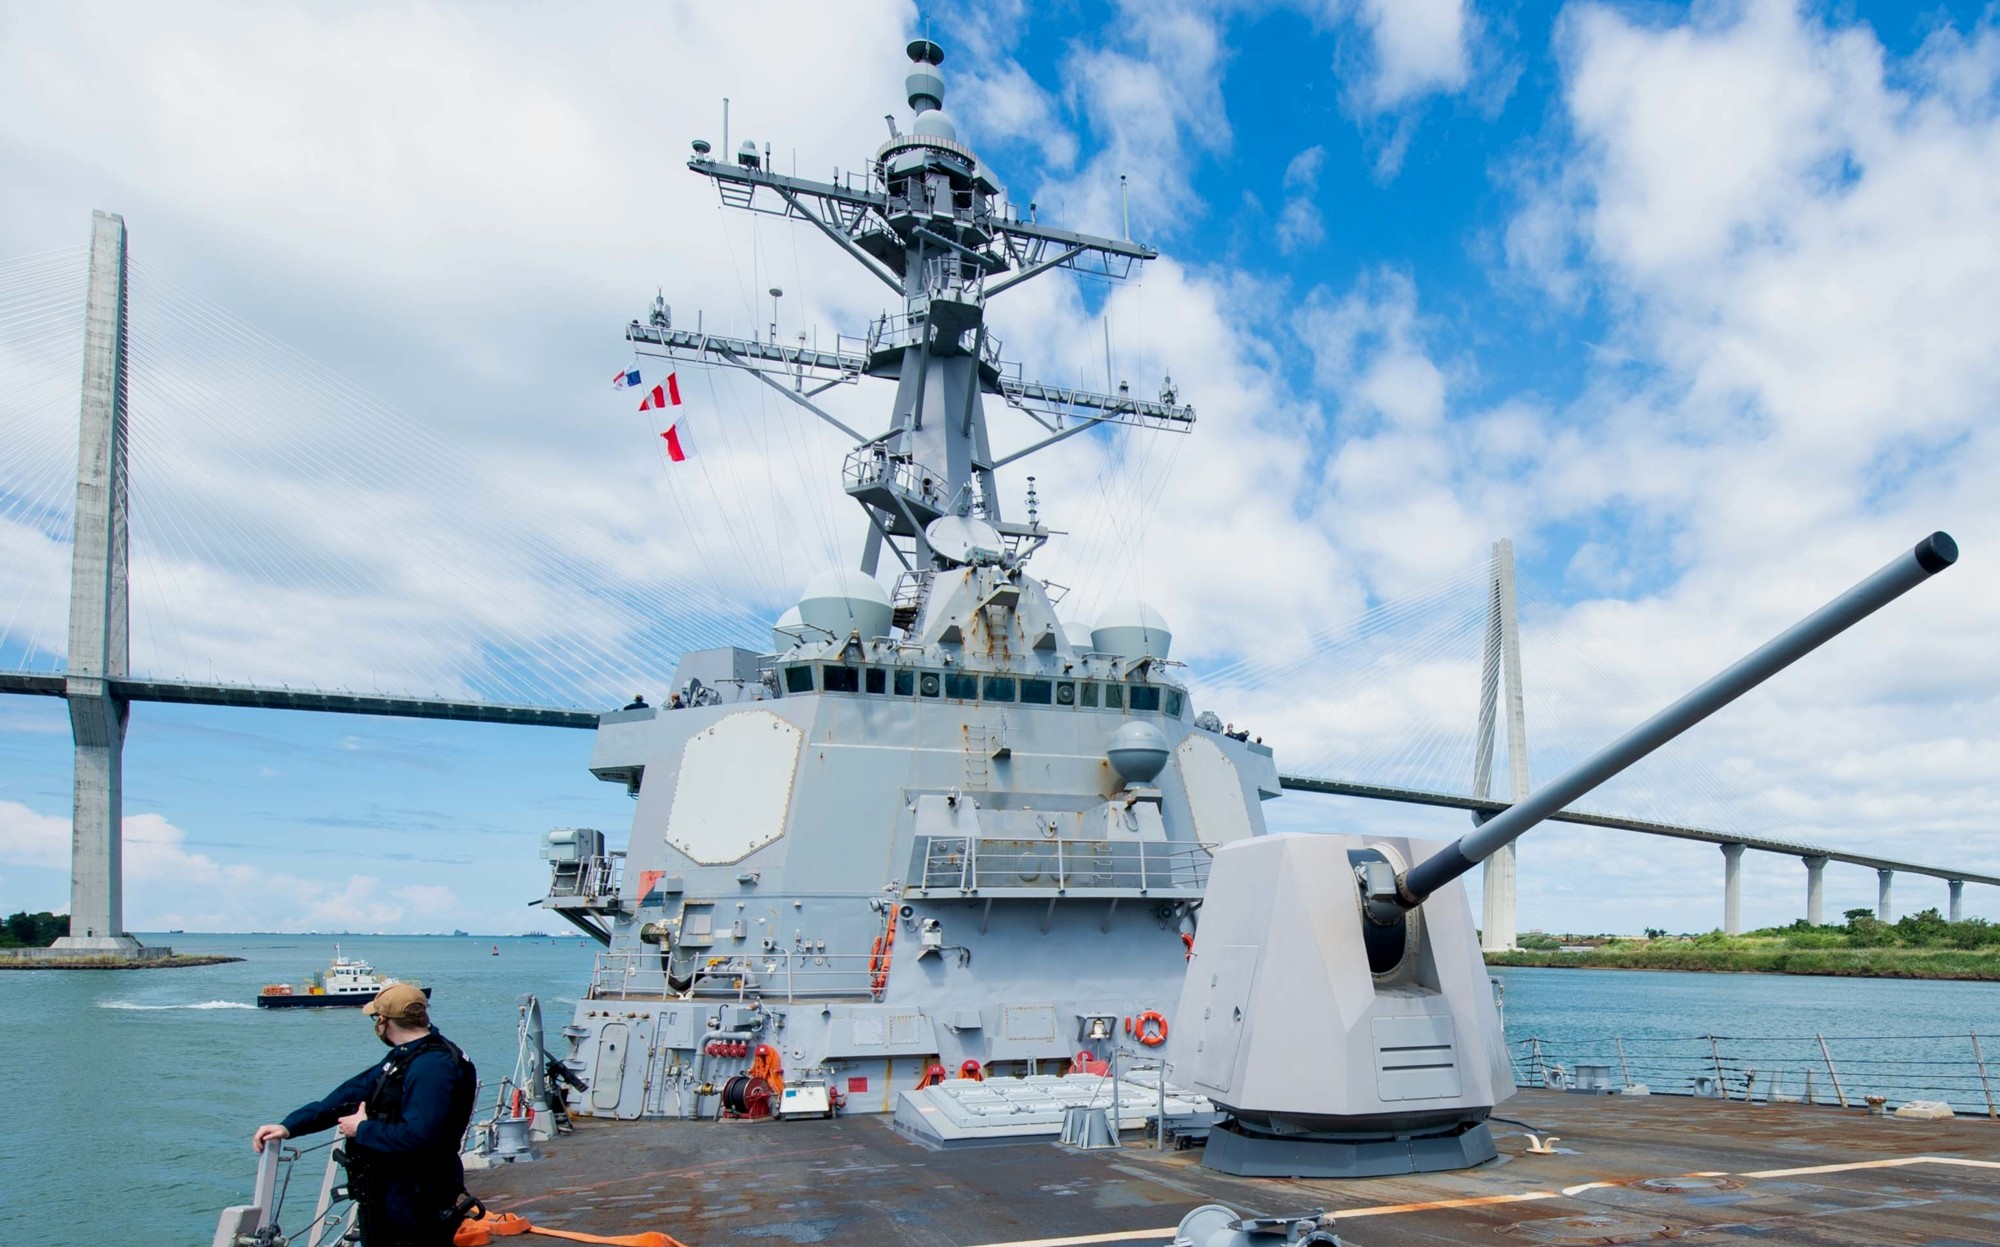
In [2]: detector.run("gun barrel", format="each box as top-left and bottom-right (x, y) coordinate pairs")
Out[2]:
(1397, 532), (1958, 908)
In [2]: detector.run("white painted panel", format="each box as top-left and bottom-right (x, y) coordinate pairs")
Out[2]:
(663, 710), (802, 865)
(1176, 735), (1253, 845)
(1373, 1014), (1461, 1101)
(1193, 944), (1259, 1093)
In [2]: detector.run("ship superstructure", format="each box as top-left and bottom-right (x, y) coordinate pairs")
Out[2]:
(538, 39), (1280, 1118)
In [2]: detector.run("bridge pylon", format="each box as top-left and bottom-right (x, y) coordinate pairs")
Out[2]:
(1473, 538), (1531, 951)
(49, 210), (143, 957)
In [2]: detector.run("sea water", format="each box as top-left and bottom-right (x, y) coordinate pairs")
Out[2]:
(4, 933), (594, 1247)
(7, 938), (2000, 1246)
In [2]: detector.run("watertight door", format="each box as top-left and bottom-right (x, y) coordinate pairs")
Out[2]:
(591, 1023), (629, 1113)
(616, 1020), (653, 1120)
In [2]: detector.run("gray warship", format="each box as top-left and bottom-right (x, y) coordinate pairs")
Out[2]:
(537, 35), (1278, 1126)
(210, 34), (1985, 1247)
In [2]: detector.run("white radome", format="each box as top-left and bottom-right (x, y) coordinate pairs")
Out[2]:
(1091, 600), (1172, 661)
(771, 605), (807, 654)
(797, 569), (893, 642)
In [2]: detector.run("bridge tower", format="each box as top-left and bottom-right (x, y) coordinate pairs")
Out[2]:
(50, 210), (142, 956)
(1473, 538), (1530, 951)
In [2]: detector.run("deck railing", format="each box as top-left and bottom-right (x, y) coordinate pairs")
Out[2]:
(589, 947), (878, 1002)
(1510, 1030), (2000, 1117)
(906, 834), (1214, 897)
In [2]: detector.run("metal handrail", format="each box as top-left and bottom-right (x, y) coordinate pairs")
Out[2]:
(588, 947), (879, 1002)
(1509, 1029), (2000, 1118)
(909, 835), (1214, 895)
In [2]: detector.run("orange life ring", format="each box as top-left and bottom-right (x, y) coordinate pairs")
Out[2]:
(1134, 1010), (1168, 1047)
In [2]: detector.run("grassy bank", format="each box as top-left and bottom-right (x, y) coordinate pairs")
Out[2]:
(1485, 945), (2000, 980)
(1485, 908), (2000, 981)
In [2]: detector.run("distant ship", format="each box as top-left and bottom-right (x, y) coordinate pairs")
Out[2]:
(254, 946), (431, 1009)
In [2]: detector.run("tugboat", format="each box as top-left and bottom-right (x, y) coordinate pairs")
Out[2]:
(254, 945), (431, 1009)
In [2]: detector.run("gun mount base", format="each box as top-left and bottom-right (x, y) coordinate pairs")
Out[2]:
(1201, 1117), (1497, 1178)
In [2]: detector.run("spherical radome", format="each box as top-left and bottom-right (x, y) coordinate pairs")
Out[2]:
(1106, 720), (1171, 784)
(771, 605), (806, 654)
(1091, 600), (1172, 660)
(798, 569), (893, 642)
(911, 108), (959, 141)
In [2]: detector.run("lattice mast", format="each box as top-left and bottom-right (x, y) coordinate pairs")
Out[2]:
(629, 39), (1193, 575)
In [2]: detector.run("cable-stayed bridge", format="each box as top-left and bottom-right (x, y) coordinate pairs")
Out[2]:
(2, 214), (1988, 959)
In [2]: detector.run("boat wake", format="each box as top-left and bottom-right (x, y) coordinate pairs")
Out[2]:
(100, 1000), (255, 1011)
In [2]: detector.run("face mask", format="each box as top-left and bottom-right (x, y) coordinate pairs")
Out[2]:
(374, 1016), (393, 1047)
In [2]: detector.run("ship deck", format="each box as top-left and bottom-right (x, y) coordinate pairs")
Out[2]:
(469, 1090), (2000, 1246)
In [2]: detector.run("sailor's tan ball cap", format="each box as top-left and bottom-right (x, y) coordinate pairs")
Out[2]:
(363, 982), (429, 1023)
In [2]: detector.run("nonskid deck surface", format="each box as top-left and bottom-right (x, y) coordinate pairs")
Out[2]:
(469, 1090), (2000, 1246)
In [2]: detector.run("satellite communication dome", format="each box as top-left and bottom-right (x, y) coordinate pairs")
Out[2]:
(1106, 720), (1171, 784)
(771, 605), (807, 654)
(911, 109), (958, 141)
(797, 568), (893, 642)
(1091, 600), (1172, 661)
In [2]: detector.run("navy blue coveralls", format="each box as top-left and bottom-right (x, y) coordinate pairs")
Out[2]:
(281, 1031), (478, 1246)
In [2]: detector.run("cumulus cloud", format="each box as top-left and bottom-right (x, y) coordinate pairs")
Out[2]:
(5, 0), (1999, 939)
(0, 799), (482, 930)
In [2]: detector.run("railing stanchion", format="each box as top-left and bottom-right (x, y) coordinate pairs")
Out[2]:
(1818, 1034), (1848, 1109)
(1531, 1036), (1545, 1088)
(1972, 1029), (1996, 1120)
(1709, 1035), (1727, 1099)
(1615, 1036), (1631, 1088)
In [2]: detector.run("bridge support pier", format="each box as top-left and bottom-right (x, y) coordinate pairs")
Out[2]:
(50, 211), (142, 957)
(1804, 855), (1827, 926)
(1877, 869), (1894, 923)
(1950, 879), (1964, 923)
(1722, 843), (1745, 935)
(1476, 539), (1530, 953)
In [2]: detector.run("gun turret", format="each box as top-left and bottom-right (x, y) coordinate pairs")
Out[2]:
(1174, 531), (1958, 1181)
(1383, 531), (1957, 916)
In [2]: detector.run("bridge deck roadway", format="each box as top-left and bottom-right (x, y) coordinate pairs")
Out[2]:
(1, 669), (1988, 888)
(1280, 775), (2000, 887)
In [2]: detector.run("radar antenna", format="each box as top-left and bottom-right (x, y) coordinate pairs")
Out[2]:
(631, 37), (1194, 574)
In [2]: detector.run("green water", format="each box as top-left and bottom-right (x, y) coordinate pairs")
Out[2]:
(3, 933), (595, 1247)
(7, 939), (2000, 1246)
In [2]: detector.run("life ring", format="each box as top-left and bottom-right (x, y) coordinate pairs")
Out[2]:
(1134, 1010), (1168, 1047)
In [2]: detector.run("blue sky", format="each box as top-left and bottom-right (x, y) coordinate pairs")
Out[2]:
(2, 0), (1998, 934)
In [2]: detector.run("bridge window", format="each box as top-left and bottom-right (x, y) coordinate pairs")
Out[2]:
(784, 666), (814, 694)
(822, 666), (860, 694)
(944, 672), (979, 700)
(1129, 686), (1161, 712)
(1102, 684), (1122, 711)
(983, 676), (1016, 703)
(894, 670), (916, 696)
(1165, 689), (1184, 717)
(1078, 682), (1099, 708)
(1055, 681), (1075, 706)
(865, 668), (886, 694)
(1020, 678), (1053, 705)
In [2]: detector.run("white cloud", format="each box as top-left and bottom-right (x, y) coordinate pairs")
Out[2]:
(0, 799), (487, 931)
(1356, 0), (1473, 109)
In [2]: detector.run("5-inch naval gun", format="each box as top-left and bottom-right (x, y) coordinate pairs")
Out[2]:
(1174, 533), (1959, 1178)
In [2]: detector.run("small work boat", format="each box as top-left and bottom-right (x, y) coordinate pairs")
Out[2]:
(255, 945), (432, 1009)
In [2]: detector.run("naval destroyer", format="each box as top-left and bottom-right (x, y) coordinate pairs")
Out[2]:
(208, 33), (1988, 1247)
(536, 36), (1277, 1125)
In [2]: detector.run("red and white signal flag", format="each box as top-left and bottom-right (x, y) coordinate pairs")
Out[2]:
(639, 374), (681, 410)
(638, 372), (689, 461)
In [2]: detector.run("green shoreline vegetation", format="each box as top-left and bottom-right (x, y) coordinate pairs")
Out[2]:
(1486, 908), (2000, 981)
(0, 909), (242, 969)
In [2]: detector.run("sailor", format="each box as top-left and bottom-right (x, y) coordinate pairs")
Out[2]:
(622, 692), (648, 710)
(667, 692), (685, 709)
(252, 984), (478, 1246)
